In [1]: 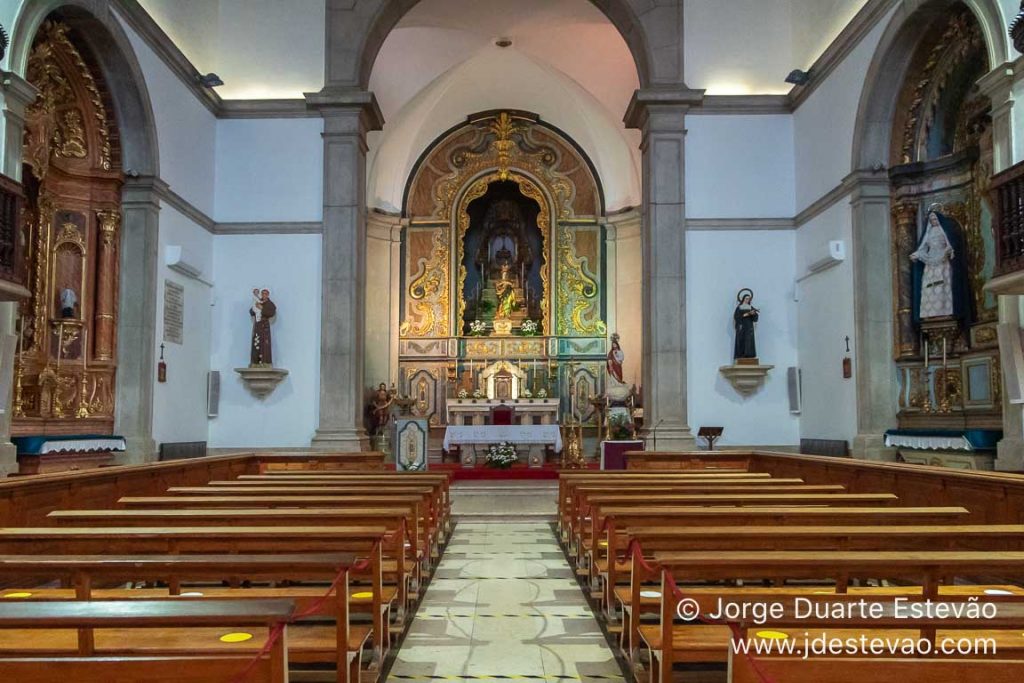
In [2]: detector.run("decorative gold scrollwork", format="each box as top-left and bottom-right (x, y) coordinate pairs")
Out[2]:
(404, 228), (450, 337)
(556, 225), (605, 336)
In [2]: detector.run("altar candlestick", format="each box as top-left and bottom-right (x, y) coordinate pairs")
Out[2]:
(16, 315), (23, 358)
(942, 338), (947, 368)
(57, 323), (63, 370)
(924, 339), (929, 368)
(521, 263), (525, 285)
(83, 327), (88, 365)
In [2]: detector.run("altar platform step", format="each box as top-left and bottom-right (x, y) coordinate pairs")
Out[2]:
(429, 462), (597, 481)
(451, 479), (557, 519)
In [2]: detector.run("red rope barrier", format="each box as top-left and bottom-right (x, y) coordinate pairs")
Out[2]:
(626, 539), (780, 683)
(231, 540), (383, 682)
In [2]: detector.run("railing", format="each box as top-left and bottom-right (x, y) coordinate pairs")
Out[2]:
(0, 172), (25, 287)
(991, 160), (1024, 276)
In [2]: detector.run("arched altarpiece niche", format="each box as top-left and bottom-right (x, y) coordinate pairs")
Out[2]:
(394, 111), (611, 428)
(13, 18), (122, 435)
(848, 0), (1010, 457)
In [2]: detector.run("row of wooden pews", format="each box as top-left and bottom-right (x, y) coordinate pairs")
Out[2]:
(557, 466), (1024, 683)
(0, 459), (452, 682)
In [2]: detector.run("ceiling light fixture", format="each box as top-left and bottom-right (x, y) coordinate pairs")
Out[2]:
(495, 37), (512, 48)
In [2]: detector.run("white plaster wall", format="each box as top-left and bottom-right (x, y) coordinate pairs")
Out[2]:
(685, 115), (795, 218)
(790, 0), (869, 70)
(613, 221), (642, 388)
(208, 234), (322, 448)
(792, 6), (894, 211)
(137, 0), (220, 72)
(116, 9), (218, 217)
(214, 118), (324, 223)
(794, 202), (858, 442)
(151, 205), (214, 446)
(366, 46), (641, 213)
(685, 229), (801, 446)
(685, 0), (794, 95)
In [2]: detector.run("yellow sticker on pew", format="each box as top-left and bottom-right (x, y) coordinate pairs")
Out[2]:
(219, 632), (254, 643)
(755, 631), (789, 640)
(2, 592), (32, 599)
(352, 592), (373, 599)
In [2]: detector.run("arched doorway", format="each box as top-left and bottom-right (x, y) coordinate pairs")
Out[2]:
(849, 0), (1010, 462)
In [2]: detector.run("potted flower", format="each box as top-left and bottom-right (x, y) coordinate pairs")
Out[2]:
(536, 388), (548, 398)
(522, 388), (533, 399)
(519, 319), (539, 336)
(485, 441), (518, 469)
(457, 389), (468, 399)
(469, 320), (488, 336)
(472, 388), (484, 399)
(607, 412), (635, 440)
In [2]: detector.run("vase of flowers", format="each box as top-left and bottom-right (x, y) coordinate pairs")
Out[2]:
(607, 411), (635, 440)
(485, 441), (518, 469)
(457, 389), (468, 399)
(519, 319), (539, 336)
(536, 388), (548, 398)
(469, 320), (488, 336)
(472, 388), (484, 399)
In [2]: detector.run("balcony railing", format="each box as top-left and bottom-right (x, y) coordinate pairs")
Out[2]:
(991, 160), (1024, 277)
(0, 173), (27, 300)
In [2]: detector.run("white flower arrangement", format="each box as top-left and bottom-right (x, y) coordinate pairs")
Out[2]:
(472, 388), (485, 399)
(469, 320), (488, 336)
(520, 319), (539, 336)
(485, 441), (518, 468)
(457, 389), (468, 399)
(536, 388), (548, 398)
(522, 388), (533, 398)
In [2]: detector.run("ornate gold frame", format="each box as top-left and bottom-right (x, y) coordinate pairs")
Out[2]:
(454, 170), (552, 336)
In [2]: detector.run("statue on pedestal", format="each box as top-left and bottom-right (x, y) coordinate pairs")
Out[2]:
(733, 288), (759, 361)
(249, 288), (276, 366)
(910, 208), (970, 325)
(370, 382), (396, 435)
(494, 263), (517, 320)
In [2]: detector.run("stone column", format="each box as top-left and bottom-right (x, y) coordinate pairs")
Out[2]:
(603, 220), (618, 340)
(114, 176), (161, 463)
(365, 210), (402, 387)
(0, 72), (38, 476)
(848, 170), (898, 461)
(93, 209), (120, 362)
(307, 89), (383, 451)
(624, 89), (703, 451)
(996, 295), (1024, 471)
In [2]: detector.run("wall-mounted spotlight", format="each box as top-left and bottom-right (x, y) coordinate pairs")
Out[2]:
(199, 73), (224, 88)
(785, 69), (811, 86)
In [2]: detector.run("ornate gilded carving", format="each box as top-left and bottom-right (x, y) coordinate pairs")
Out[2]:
(455, 172), (551, 335)
(414, 111), (594, 222)
(556, 225), (605, 336)
(26, 21), (112, 172)
(401, 227), (450, 337)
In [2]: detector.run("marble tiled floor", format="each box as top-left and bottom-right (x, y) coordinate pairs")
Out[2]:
(387, 521), (625, 682)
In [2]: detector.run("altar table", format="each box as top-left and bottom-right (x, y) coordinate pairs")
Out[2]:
(442, 424), (563, 453)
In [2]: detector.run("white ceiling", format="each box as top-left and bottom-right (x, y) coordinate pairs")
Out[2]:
(132, 0), (874, 103)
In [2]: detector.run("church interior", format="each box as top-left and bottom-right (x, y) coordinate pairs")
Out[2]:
(3, 0), (1024, 681)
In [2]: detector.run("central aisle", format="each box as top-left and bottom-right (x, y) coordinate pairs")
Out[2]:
(387, 521), (625, 681)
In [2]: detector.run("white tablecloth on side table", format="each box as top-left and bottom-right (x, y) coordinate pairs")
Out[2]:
(442, 425), (563, 453)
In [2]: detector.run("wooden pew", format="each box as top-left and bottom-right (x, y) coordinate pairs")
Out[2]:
(615, 525), (1024, 655)
(0, 599), (295, 682)
(0, 525), (396, 634)
(0, 553), (364, 683)
(724, 598), (1024, 683)
(641, 550), (1024, 683)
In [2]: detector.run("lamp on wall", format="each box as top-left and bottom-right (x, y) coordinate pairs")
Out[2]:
(199, 72), (224, 88)
(784, 69), (811, 86)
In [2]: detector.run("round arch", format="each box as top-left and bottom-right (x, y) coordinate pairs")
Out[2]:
(845, 0), (1009, 460)
(852, 0), (1009, 172)
(9, 0), (159, 176)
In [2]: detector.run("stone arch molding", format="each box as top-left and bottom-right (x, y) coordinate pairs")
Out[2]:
(844, 0), (1010, 460)
(7, 0), (161, 459)
(324, 0), (685, 92)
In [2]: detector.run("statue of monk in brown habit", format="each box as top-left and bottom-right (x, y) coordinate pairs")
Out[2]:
(250, 288), (276, 366)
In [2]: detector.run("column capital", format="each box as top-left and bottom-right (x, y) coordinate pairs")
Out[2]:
(121, 175), (168, 210)
(624, 87), (705, 130)
(0, 71), (39, 115)
(304, 88), (384, 132)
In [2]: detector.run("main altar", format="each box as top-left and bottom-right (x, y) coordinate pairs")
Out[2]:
(392, 111), (623, 447)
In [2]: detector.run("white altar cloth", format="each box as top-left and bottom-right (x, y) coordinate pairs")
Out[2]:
(442, 425), (563, 452)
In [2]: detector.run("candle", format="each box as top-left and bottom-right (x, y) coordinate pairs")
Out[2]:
(56, 323), (63, 370)
(82, 327), (88, 366)
(16, 315), (23, 358)
(924, 339), (929, 368)
(942, 338), (947, 368)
